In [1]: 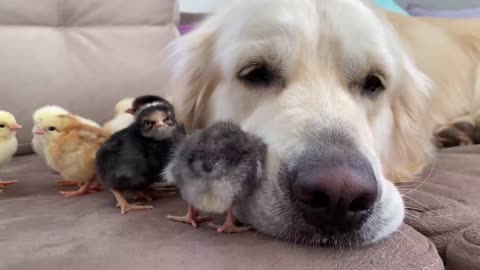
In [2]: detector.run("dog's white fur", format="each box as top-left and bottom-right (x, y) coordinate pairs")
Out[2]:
(160, 0), (480, 245)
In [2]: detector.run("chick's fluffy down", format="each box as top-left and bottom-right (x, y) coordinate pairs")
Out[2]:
(103, 98), (135, 134)
(0, 138), (17, 166)
(0, 111), (19, 166)
(45, 115), (110, 184)
(32, 105), (100, 159)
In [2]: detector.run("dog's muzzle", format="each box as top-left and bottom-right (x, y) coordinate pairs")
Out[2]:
(288, 131), (379, 234)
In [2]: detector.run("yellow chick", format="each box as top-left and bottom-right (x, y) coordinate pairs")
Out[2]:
(103, 98), (135, 134)
(32, 105), (101, 186)
(33, 114), (110, 197)
(0, 111), (21, 191)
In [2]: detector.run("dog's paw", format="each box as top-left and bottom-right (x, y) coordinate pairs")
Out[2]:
(434, 117), (478, 148)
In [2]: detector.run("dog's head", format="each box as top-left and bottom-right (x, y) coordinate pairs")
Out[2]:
(162, 0), (434, 246)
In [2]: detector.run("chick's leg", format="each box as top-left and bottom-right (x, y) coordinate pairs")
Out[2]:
(133, 191), (154, 202)
(151, 186), (178, 192)
(0, 180), (19, 192)
(59, 181), (91, 197)
(133, 187), (176, 201)
(56, 179), (78, 187)
(167, 204), (212, 228)
(208, 206), (251, 234)
(112, 190), (153, 215)
(88, 181), (103, 192)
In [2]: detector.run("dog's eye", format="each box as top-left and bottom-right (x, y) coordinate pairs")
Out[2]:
(361, 74), (385, 95)
(238, 63), (275, 87)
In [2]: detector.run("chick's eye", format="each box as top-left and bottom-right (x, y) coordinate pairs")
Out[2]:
(0, 124), (5, 128)
(48, 127), (56, 131)
(362, 74), (385, 95)
(143, 119), (153, 127)
(238, 63), (275, 87)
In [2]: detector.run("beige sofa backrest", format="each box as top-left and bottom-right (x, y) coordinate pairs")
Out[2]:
(0, 0), (179, 154)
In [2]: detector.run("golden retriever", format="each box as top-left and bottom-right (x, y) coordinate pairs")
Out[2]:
(160, 0), (480, 246)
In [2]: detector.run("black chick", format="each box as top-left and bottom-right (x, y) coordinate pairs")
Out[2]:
(126, 95), (171, 115)
(96, 102), (185, 214)
(127, 95), (185, 136)
(166, 121), (267, 233)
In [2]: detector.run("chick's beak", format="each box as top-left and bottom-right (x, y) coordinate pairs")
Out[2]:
(10, 123), (22, 131)
(32, 126), (45, 135)
(154, 120), (166, 128)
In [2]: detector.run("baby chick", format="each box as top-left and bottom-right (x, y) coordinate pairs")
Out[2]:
(34, 114), (110, 197)
(166, 121), (267, 233)
(32, 105), (101, 186)
(103, 98), (135, 134)
(0, 111), (21, 191)
(102, 95), (170, 134)
(96, 101), (185, 214)
(127, 95), (172, 114)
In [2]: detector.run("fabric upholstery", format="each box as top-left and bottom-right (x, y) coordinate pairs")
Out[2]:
(0, 0), (179, 154)
(1, 155), (443, 270)
(446, 223), (480, 270)
(398, 146), (480, 260)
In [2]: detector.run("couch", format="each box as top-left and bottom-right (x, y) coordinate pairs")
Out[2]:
(1, 1), (479, 269)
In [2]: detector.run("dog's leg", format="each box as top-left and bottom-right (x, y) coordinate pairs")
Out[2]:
(436, 66), (480, 148)
(434, 112), (480, 148)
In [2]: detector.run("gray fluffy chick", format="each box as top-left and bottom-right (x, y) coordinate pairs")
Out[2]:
(165, 121), (267, 233)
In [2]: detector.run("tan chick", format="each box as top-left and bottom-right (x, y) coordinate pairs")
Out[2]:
(34, 114), (110, 197)
(103, 98), (135, 134)
(32, 105), (101, 186)
(0, 111), (22, 191)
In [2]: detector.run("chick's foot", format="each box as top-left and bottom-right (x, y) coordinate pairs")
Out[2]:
(152, 186), (177, 192)
(88, 182), (103, 192)
(60, 181), (92, 197)
(56, 179), (78, 187)
(167, 204), (211, 228)
(112, 190), (153, 215)
(208, 223), (251, 234)
(208, 207), (251, 234)
(133, 191), (153, 202)
(134, 188), (176, 201)
(0, 180), (18, 191)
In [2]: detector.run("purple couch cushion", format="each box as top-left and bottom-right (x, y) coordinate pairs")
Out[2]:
(406, 4), (480, 18)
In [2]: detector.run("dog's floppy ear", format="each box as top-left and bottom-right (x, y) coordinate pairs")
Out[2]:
(159, 21), (220, 132)
(387, 57), (435, 182)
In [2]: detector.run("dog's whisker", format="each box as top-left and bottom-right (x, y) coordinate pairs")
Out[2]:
(396, 227), (419, 248)
(397, 180), (474, 197)
(401, 189), (449, 208)
(402, 195), (436, 212)
(429, 209), (480, 218)
(274, 220), (290, 243)
(403, 195), (459, 224)
(404, 206), (426, 212)
(404, 212), (438, 238)
(399, 156), (437, 196)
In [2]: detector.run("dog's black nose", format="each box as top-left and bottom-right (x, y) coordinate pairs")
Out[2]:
(290, 147), (378, 233)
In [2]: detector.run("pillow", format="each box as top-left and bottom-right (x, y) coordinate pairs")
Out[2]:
(178, 24), (197, 35)
(406, 4), (480, 18)
(372, 0), (408, 15)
